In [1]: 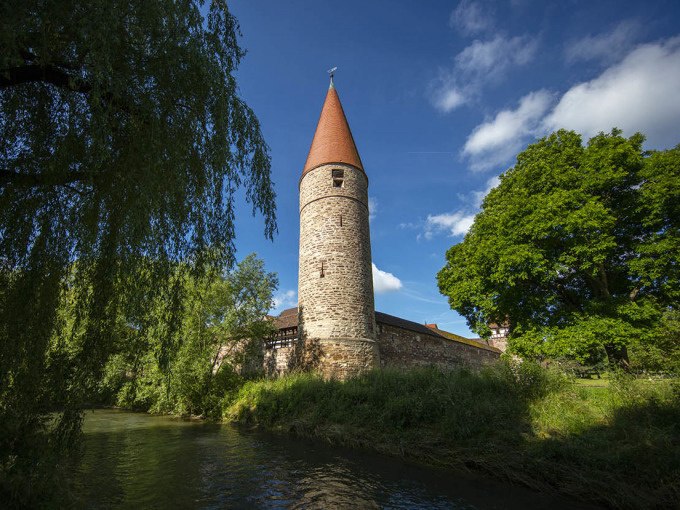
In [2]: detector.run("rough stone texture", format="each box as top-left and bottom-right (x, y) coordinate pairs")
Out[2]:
(263, 309), (500, 378)
(217, 338), (264, 376)
(376, 321), (500, 369)
(263, 338), (378, 379)
(263, 344), (295, 377)
(307, 338), (379, 379)
(298, 163), (378, 377)
(487, 336), (508, 352)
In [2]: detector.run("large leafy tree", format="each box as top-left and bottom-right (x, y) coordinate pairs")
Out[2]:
(95, 253), (278, 418)
(0, 1), (275, 503)
(438, 129), (679, 366)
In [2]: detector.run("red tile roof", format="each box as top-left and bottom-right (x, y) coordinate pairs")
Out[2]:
(273, 307), (297, 329)
(302, 83), (364, 177)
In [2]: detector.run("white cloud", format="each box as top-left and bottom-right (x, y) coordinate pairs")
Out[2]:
(471, 176), (501, 208)
(545, 37), (680, 149)
(431, 35), (538, 113)
(368, 196), (378, 221)
(460, 37), (680, 173)
(412, 178), (500, 241)
(449, 0), (494, 36)
(455, 35), (538, 81)
(463, 90), (553, 170)
(398, 221), (419, 230)
(425, 211), (476, 238)
(372, 263), (403, 294)
(271, 289), (297, 313)
(565, 20), (640, 64)
(433, 87), (466, 113)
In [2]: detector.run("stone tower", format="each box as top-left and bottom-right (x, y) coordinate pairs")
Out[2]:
(297, 78), (379, 378)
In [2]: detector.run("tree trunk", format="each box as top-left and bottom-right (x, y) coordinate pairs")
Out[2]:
(604, 343), (630, 369)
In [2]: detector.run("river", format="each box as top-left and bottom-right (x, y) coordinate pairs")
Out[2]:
(73, 410), (597, 509)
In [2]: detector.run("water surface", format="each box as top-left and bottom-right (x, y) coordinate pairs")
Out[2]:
(74, 410), (597, 509)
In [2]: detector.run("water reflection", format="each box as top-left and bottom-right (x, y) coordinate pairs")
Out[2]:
(74, 410), (595, 509)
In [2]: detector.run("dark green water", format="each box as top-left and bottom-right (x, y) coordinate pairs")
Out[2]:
(74, 410), (596, 509)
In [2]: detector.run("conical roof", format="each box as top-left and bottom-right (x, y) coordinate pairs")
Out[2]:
(302, 82), (364, 176)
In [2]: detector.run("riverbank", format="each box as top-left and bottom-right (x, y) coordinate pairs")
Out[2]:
(223, 364), (679, 509)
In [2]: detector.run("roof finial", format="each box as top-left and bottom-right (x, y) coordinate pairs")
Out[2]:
(327, 66), (337, 88)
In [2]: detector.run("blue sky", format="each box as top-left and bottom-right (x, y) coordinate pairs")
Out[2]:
(227, 0), (680, 337)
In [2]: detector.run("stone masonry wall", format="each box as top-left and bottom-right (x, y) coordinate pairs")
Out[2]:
(263, 338), (379, 380)
(298, 163), (376, 344)
(263, 320), (499, 379)
(487, 336), (508, 353)
(263, 344), (295, 377)
(376, 323), (500, 369)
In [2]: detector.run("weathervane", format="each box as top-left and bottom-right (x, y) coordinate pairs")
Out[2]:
(327, 66), (337, 86)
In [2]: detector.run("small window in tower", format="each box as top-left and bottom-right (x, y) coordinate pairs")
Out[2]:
(332, 169), (344, 187)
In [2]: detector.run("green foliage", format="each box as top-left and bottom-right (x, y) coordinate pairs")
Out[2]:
(628, 309), (680, 374)
(0, 1), (275, 504)
(98, 254), (278, 419)
(225, 365), (680, 509)
(634, 147), (680, 304)
(226, 363), (566, 449)
(438, 129), (680, 368)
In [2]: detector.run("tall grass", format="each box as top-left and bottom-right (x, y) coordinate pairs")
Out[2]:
(224, 363), (679, 509)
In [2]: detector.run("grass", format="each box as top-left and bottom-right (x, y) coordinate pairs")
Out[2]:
(574, 375), (610, 388)
(223, 363), (679, 509)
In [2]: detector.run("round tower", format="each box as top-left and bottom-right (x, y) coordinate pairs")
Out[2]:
(297, 79), (379, 378)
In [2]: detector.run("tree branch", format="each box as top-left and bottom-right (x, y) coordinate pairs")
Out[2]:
(0, 169), (90, 187)
(0, 64), (91, 93)
(583, 264), (612, 299)
(556, 282), (581, 311)
(597, 263), (611, 299)
(629, 286), (640, 302)
(18, 47), (82, 71)
(1, 62), (133, 115)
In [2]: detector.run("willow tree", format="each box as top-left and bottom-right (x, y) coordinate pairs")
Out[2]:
(438, 129), (679, 367)
(0, 1), (275, 502)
